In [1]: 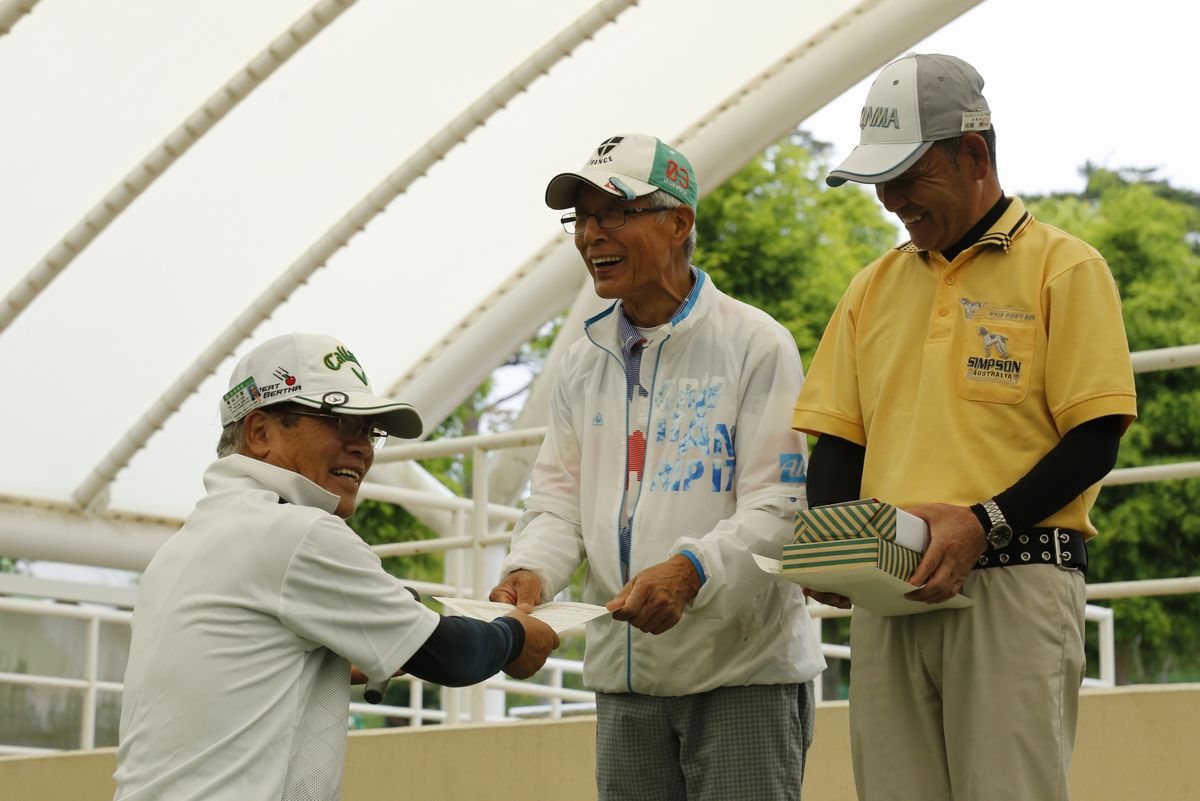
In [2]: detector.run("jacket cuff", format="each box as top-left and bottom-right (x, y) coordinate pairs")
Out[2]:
(679, 549), (707, 587)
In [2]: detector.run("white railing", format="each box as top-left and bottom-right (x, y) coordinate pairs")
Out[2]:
(0, 594), (590, 754)
(1, 343), (1196, 751)
(0, 598), (129, 754)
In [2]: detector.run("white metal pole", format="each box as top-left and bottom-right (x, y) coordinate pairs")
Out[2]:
(80, 616), (100, 750)
(449, 510), (466, 595)
(411, 680), (424, 729)
(469, 447), (491, 722)
(0, 0), (358, 336)
(813, 615), (825, 702)
(1131, 343), (1200, 373)
(0, 0), (39, 37)
(1102, 461), (1200, 487)
(442, 511), (465, 725)
(1086, 605), (1117, 687)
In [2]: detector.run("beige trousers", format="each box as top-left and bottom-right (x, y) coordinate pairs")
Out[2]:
(848, 564), (1087, 801)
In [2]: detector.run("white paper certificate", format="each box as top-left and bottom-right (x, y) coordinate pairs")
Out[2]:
(752, 554), (974, 617)
(433, 596), (609, 633)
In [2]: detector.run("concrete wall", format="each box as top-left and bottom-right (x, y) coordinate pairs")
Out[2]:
(2, 685), (1197, 801)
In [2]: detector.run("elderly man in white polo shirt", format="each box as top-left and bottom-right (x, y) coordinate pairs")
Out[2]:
(113, 333), (558, 801)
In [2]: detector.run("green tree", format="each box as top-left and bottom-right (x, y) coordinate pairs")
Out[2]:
(695, 130), (896, 361)
(1027, 167), (1200, 683)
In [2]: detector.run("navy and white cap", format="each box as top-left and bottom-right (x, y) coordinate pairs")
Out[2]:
(827, 53), (992, 187)
(220, 333), (422, 439)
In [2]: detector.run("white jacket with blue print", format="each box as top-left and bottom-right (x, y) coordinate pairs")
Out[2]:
(501, 269), (825, 695)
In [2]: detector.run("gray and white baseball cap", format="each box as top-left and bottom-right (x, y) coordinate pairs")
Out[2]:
(827, 53), (992, 187)
(219, 333), (422, 439)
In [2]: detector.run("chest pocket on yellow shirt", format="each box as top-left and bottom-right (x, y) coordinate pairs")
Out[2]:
(955, 319), (1035, 404)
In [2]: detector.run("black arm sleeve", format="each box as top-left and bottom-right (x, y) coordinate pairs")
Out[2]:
(971, 415), (1123, 532)
(400, 615), (525, 687)
(807, 434), (866, 508)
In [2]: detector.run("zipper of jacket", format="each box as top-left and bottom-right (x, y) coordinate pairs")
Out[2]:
(621, 334), (670, 578)
(619, 333), (670, 692)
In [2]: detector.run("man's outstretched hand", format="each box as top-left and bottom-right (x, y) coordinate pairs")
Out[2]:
(490, 569), (543, 612)
(502, 609), (559, 679)
(606, 554), (701, 635)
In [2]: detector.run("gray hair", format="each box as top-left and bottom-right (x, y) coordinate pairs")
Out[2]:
(216, 421), (244, 458)
(645, 189), (697, 262)
(215, 407), (300, 458)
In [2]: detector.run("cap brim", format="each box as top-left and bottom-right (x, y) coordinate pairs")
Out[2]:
(545, 171), (658, 209)
(826, 141), (933, 187)
(292, 393), (424, 440)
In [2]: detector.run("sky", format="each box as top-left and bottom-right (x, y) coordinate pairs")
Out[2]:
(0, 0), (1196, 584)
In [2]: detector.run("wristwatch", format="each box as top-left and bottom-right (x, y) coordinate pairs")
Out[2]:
(982, 499), (1013, 549)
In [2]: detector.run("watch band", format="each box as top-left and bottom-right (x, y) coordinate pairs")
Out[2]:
(982, 499), (1013, 548)
(982, 499), (1007, 529)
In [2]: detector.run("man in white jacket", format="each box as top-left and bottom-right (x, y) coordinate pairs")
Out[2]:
(491, 134), (825, 800)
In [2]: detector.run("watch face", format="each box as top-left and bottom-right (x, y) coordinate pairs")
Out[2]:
(988, 523), (1013, 549)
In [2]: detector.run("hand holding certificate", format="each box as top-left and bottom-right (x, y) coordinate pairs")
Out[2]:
(434, 596), (609, 633)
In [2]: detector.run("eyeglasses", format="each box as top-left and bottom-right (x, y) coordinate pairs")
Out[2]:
(275, 407), (389, 449)
(560, 206), (673, 234)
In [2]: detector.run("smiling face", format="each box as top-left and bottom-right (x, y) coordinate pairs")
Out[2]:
(245, 409), (373, 518)
(874, 133), (996, 252)
(572, 184), (695, 326)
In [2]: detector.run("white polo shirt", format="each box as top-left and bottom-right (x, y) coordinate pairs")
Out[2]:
(113, 455), (440, 801)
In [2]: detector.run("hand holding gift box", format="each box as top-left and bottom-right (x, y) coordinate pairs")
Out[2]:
(755, 500), (973, 616)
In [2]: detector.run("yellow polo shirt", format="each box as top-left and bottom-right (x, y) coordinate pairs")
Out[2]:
(793, 198), (1137, 536)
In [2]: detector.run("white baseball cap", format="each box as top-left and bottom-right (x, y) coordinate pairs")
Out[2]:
(545, 133), (699, 209)
(219, 333), (422, 439)
(827, 53), (992, 187)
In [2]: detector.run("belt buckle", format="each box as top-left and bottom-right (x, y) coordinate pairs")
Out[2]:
(1052, 527), (1081, 573)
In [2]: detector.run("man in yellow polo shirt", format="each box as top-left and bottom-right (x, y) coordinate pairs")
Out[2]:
(793, 54), (1137, 801)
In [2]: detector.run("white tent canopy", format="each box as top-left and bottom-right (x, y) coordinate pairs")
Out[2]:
(1, 0), (1195, 571)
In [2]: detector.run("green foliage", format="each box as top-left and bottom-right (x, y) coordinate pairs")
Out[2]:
(346, 500), (443, 585)
(1028, 168), (1200, 683)
(695, 131), (896, 363)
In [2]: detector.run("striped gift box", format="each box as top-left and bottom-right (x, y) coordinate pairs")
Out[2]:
(794, 499), (929, 553)
(794, 499), (896, 544)
(781, 536), (921, 582)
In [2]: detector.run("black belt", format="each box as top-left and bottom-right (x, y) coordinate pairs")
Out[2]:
(974, 528), (1088, 574)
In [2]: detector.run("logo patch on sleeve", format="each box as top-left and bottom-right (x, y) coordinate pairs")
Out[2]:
(779, 453), (807, 484)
